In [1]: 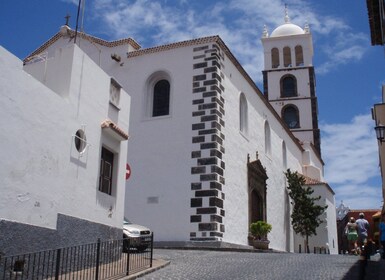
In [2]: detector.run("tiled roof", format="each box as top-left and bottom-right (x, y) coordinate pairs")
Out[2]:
(302, 175), (323, 185)
(101, 119), (129, 140)
(127, 35), (220, 58)
(24, 26), (140, 63)
(300, 174), (335, 195)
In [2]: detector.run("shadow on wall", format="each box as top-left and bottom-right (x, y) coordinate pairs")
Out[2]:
(0, 214), (121, 256)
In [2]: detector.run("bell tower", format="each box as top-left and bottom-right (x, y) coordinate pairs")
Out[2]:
(261, 8), (321, 155)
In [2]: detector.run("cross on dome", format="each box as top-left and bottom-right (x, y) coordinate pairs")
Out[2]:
(268, 5), (307, 37)
(284, 4), (290, 23)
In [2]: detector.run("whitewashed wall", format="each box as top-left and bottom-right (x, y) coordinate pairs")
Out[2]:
(0, 45), (130, 254)
(219, 46), (309, 252)
(309, 185), (339, 254)
(111, 46), (196, 241)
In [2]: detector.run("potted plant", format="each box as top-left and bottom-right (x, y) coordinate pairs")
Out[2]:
(250, 221), (272, 250)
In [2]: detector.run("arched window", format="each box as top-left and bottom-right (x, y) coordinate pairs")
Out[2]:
(239, 93), (248, 134)
(283, 46), (291, 67)
(295, 45), (304, 66)
(264, 121), (271, 156)
(280, 75), (297, 97)
(271, 48), (279, 68)
(282, 105), (300, 129)
(152, 80), (170, 117)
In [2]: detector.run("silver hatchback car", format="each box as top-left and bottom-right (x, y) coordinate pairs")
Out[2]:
(123, 220), (152, 252)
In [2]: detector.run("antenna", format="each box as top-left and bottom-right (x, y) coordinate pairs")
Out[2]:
(74, 0), (82, 44)
(80, 0), (86, 32)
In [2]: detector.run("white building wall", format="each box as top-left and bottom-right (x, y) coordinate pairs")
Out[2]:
(219, 49), (306, 251)
(0, 44), (130, 254)
(110, 46), (196, 242)
(310, 185), (339, 254)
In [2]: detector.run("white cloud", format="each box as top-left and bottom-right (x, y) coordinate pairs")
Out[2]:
(312, 13), (368, 73)
(321, 114), (379, 185)
(86, 0), (370, 82)
(321, 114), (382, 209)
(334, 183), (382, 210)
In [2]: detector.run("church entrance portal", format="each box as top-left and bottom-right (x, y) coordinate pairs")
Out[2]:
(248, 156), (268, 227)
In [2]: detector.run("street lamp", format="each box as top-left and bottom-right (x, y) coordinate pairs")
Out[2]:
(375, 125), (385, 143)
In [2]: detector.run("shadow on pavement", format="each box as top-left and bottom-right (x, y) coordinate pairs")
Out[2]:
(342, 259), (380, 280)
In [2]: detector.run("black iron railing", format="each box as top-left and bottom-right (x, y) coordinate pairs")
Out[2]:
(0, 234), (153, 280)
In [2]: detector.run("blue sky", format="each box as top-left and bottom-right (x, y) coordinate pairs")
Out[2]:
(1, 0), (384, 210)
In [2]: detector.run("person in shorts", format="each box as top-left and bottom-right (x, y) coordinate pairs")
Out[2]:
(356, 212), (369, 247)
(345, 217), (358, 255)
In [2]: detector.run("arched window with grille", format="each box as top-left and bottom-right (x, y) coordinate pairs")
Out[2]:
(145, 71), (172, 118)
(152, 79), (170, 117)
(282, 105), (300, 129)
(271, 48), (280, 68)
(280, 75), (297, 97)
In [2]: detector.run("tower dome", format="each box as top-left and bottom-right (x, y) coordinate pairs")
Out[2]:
(270, 23), (304, 37)
(270, 6), (305, 37)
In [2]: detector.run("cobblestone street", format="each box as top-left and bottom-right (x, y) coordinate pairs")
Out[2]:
(137, 249), (382, 280)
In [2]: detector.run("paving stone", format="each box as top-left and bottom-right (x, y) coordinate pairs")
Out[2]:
(138, 249), (382, 280)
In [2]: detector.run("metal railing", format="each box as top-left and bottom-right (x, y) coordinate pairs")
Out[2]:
(0, 234), (153, 280)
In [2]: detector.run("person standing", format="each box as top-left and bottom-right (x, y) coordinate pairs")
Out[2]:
(345, 217), (358, 255)
(356, 213), (370, 248)
(380, 213), (385, 259)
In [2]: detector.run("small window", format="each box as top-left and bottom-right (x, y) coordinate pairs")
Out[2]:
(283, 47), (291, 67)
(109, 79), (121, 107)
(295, 45), (304, 66)
(74, 129), (87, 153)
(239, 93), (248, 134)
(281, 75), (297, 97)
(152, 80), (170, 117)
(271, 48), (279, 68)
(99, 147), (114, 195)
(282, 105), (300, 128)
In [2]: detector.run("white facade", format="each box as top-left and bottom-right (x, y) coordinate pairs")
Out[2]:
(311, 183), (339, 254)
(17, 16), (338, 253)
(0, 43), (130, 255)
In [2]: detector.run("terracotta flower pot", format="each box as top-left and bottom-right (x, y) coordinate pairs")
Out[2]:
(252, 239), (270, 250)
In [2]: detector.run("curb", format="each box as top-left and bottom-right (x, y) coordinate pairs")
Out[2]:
(120, 259), (171, 280)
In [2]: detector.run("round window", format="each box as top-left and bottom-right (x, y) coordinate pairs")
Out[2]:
(74, 129), (87, 153)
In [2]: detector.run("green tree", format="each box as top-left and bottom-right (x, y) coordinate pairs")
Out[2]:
(285, 169), (328, 252)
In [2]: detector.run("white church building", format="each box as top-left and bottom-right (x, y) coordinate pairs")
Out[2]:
(1, 10), (338, 254)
